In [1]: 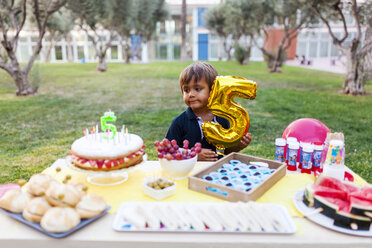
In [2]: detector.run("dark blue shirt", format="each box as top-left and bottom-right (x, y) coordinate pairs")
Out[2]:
(166, 107), (230, 152)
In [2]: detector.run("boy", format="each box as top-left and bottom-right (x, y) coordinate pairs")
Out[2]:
(166, 62), (251, 161)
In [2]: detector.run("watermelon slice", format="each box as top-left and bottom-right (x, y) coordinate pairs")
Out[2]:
(361, 185), (372, 199)
(343, 181), (361, 193)
(314, 195), (350, 218)
(303, 184), (347, 207)
(315, 175), (349, 192)
(349, 196), (372, 218)
(334, 210), (371, 230)
(315, 174), (362, 194)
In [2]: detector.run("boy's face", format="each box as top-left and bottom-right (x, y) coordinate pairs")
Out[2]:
(182, 77), (210, 113)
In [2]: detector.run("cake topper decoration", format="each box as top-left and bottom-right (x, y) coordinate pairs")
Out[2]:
(101, 111), (117, 139)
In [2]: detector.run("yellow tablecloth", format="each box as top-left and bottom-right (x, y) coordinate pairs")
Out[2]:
(42, 161), (366, 217)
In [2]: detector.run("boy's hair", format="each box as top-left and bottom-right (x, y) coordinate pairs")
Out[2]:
(179, 62), (218, 90)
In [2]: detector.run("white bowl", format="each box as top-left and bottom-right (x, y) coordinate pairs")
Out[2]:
(142, 177), (176, 200)
(159, 154), (198, 180)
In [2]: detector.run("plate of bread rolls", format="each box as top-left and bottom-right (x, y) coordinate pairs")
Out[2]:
(0, 174), (110, 238)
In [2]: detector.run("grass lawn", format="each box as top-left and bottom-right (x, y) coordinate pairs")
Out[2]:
(0, 61), (371, 184)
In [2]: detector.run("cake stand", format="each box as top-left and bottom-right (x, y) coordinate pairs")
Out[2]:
(65, 154), (147, 186)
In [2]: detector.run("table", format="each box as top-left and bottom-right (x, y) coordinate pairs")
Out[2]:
(0, 159), (371, 248)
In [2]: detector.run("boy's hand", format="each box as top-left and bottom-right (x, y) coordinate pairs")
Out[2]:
(197, 148), (218, 161)
(238, 133), (252, 149)
(225, 133), (252, 154)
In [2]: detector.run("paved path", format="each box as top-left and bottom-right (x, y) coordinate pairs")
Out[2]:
(285, 57), (347, 74)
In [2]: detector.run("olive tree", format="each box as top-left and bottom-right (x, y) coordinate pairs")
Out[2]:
(248, 0), (316, 72)
(0, 0), (67, 96)
(131, 0), (168, 61)
(308, 0), (372, 95)
(67, 0), (118, 72)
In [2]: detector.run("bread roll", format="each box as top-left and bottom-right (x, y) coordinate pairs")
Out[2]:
(40, 207), (80, 233)
(70, 182), (88, 197)
(27, 174), (55, 196)
(45, 181), (81, 207)
(22, 197), (51, 222)
(0, 189), (33, 213)
(75, 194), (106, 219)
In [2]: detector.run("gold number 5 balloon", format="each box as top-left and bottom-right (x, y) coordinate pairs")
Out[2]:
(202, 76), (257, 150)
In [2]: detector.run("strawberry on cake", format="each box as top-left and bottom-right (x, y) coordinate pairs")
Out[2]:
(70, 132), (145, 171)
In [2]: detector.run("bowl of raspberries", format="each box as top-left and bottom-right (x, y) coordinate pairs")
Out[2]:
(154, 139), (201, 180)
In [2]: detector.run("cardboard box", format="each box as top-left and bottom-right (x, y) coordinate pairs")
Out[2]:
(188, 153), (286, 202)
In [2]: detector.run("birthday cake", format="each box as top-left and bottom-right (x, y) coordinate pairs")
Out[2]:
(69, 111), (145, 171)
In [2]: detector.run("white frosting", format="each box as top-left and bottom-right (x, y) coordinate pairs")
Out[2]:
(71, 133), (143, 159)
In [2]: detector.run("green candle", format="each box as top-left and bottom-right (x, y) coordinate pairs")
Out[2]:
(101, 111), (117, 139)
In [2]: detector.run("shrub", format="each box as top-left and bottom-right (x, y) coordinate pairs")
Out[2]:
(234, 44), (246, 65)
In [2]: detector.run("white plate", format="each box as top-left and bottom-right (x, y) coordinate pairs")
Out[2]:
(293, 188), (372, 237)
(112, 201), (297, 234)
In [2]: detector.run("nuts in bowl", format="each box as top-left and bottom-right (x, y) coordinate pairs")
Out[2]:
(142, 177), (176, 200)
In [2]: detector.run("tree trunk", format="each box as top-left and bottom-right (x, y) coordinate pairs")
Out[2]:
(180, 0), (187, 62)
(12, 69), (34, 96)
(122, 42), (131, 64)
(218, 36), (223, 61)
(44, 41), (54, 63)
(223, 40), (233, 61)
(342, 50), (366, 95)
(243, 36), (254, 65)
(96, 55), (107, 72)
(66, 35), (73, 62)
(269, 46), (283, 73)
(4, 46), (35, 95)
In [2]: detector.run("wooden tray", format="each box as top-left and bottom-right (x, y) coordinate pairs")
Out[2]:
(188, 153), (286, 202)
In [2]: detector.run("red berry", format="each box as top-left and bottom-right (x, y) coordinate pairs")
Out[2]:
(190, 151), (196, 158)
(158, 153), (164, 159)
(183, 140), (189, 146)
(195, 147), (202, 153)
(173, 144), (179, 151)
(154, 141), (160, 147)
(171, 139), (177, 146)
(169, 147), (175, 154)
(157, 147), (164, 153)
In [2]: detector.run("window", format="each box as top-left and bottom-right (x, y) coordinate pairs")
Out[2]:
(297, 41), (306, 57)
(111, 46), (118, 60)
(77, 46), (85, 60)
(309, 42), (317, 58)
(319, 42), (328, 57)
(55, 46), (63, 60)
(198, 8), (206, 27)
(173, 44), (180, 59)
(156, 44), (168, 59)
(20, 45), (30, 61)
(210, 43), (218, 59)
